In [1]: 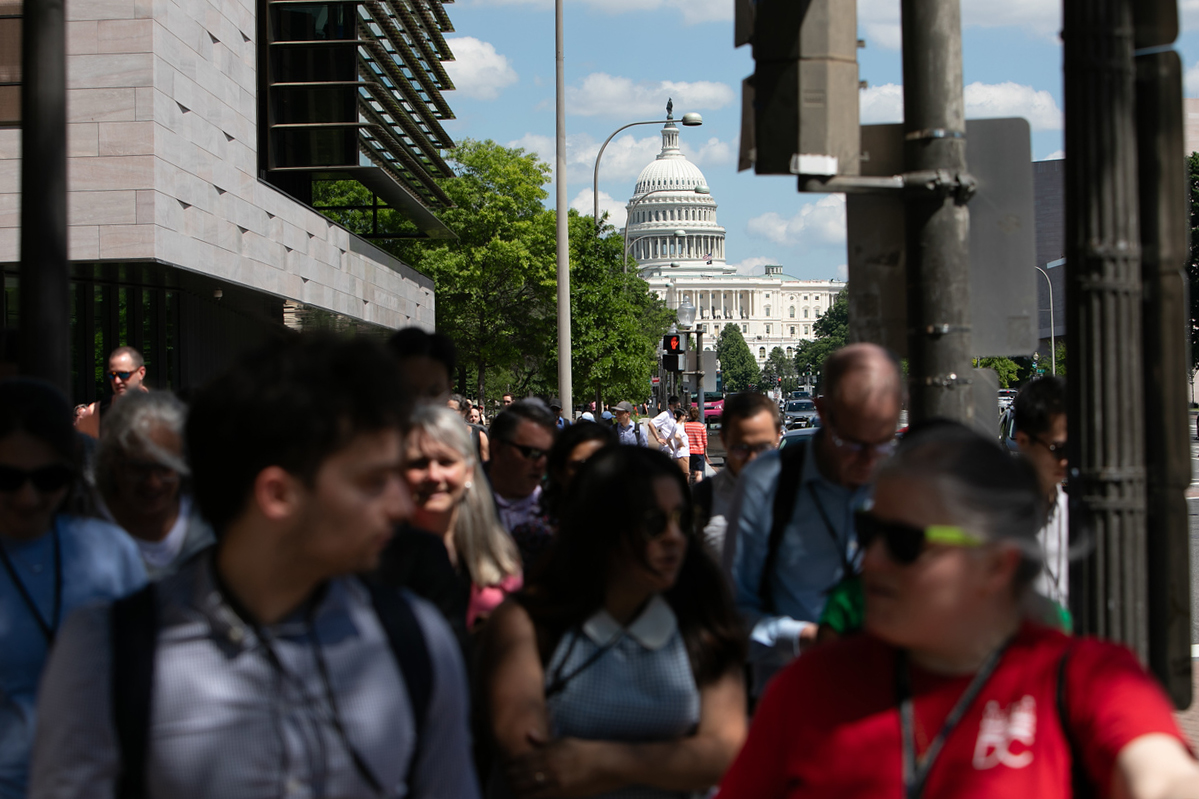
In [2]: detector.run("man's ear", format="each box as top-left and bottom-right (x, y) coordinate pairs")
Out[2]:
(982, 544), (1024, 595)
(252, 465), (304, 523)
(1013, 430), (1032, 452)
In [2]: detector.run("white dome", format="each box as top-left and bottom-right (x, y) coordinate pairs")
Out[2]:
(635, 152), (709, 194)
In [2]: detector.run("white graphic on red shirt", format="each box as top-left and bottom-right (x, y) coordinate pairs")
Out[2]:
(972, 695), (1037, 770)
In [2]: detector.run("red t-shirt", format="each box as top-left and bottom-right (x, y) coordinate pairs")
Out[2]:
(717, 623), (1189, 799)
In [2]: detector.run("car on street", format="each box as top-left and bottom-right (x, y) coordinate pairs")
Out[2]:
(998, 407), (1019, 452)
(783, 399), (819, 429)
(998, 388), (1017, 411)
(779, 425), (820, 450)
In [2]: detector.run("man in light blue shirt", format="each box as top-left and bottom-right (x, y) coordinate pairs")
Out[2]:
(727, 343), (902, 695)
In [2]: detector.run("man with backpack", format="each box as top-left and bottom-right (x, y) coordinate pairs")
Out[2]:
(727, 343), (902, 697)
(31, 335), (479, 799)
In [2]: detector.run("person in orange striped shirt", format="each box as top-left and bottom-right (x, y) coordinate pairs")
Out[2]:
(684, 406), (710, 484)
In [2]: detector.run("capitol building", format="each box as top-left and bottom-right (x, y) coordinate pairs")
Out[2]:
(624, 113), (844, 365)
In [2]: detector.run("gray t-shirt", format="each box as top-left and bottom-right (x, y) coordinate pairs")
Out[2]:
(30, 553), (479, 799)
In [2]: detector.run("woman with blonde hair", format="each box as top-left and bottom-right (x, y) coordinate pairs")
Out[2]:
(398, 405), (522, 629)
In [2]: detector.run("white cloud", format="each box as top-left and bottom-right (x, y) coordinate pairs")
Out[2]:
(570, 188), (627, 228)
(727, 256), (773, 276)
(465, 0), (728, 25)
(683, 137), (735, 167)
(858, 81), (1062, 131)
(859, 0), (1059, 50)
(444, 37), (517, 100)
(1186, 0), (1199, 34)
(566, 73), (735, 118)
(746, 195), (847, 247)
(836, 263), (848, 281)
(1043, 149), (1064, 161)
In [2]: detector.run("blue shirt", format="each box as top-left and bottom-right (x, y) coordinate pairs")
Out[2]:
(1, 515), (146, 799)
(727, 442), (869, 693)
(616, 421), (646, 447)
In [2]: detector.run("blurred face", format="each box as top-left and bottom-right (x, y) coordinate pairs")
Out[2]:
(398, 356), (451, 406)
(613, 475), (689, 594)
(862, 475), (1011, 652)
(294, 428), (412, 576)
(110, 423), (184, 519)
(721, 409), (781, 477)
(108, 352), (146, 396)
(403, 431), (471, 516)
(492, 419), (553, 498)
(1015, 413), (1067, 498)
(560, 439), (606, 487)
(0, 431), (72, 542)
(468, 407), (482, 425)
(816, 392), (901, 488)
(501, 395), (514, 407)
(615, 409), (631, 426)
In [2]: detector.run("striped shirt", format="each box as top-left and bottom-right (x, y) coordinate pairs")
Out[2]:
(684, 421), (708, 455)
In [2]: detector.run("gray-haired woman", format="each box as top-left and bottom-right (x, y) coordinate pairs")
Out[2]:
(96, 391), (214, 578)
(719, 421), (1199, 799)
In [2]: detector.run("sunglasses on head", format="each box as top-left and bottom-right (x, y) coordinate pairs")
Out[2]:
(108, 370), (135, 381)
(0, 464), (74, 493)
(506, 441), (548, 461)
(854, 510), (981, 565)
(641, 507), (688, 540)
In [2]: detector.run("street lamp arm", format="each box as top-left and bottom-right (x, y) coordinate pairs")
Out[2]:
(1033, 265), (1056, 376)
(593, 119), (672, 228)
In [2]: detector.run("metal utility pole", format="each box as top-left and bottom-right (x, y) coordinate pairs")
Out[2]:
(554, 0), (572, 417)
(19, 0), (70, 393)
(1063, 0), (1147, 656)
(1136, 43), (1191, 705)
(900, 0), (974, 424)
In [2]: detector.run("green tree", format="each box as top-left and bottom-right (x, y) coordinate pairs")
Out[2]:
(761, 346), (798, 393)
(973, 357), (1020, 388)
(717, 325), (760, 393)
(793, 287), (849, 379)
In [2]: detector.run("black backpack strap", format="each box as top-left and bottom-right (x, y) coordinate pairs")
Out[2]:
(110, 583), (159, 799)
(758, 441), (808, 614)
(1056, 643), (1095, 798)
(365, 580), (433, 786)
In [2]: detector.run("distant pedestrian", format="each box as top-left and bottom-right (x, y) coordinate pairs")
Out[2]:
(95, 391), (214, 579)
(548, 398), (571, 430)
(613, 401), (647, 446)
(1, 379), (145, 799)
(75, 346), (150, 439)
(488, 400), (556, 533)
(647, 395), (682, 455)
(684, 406), (711, 484)
(31, 335), (479, 799)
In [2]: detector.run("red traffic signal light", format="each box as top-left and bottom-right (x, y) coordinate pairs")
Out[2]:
(663, 334), (682, 355)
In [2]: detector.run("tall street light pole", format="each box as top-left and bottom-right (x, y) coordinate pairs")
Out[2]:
(554, 0), (572, 417)
(1033, 265), (1055, 375)
(592, 110), (703, 230)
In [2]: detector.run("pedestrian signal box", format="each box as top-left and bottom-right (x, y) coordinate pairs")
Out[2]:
(663, 334), (683, 354)
(663, 354), (684, 372)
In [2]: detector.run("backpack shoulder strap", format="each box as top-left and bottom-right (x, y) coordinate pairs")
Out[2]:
(365, 580), (433, 782)
(758, 441), (808, 615)
(110, 583), (159, 799)
(1056, 643), (1097, 798)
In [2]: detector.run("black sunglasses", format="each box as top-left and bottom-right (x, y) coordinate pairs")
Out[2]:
(108, 370), (135, 381)
(505, 441), (548, 461)
(0, 464), (74, 493)
(641, 507), (689, 540)
(854, 510), (980, 565)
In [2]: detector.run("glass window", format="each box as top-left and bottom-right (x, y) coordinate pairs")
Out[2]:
(766, 324), (771, 334)
(790, 327), (795, 336)
(804, 308), (809, 319)
(765, 305), (771, 316)
(789, 306), (795, 318)
(759, 347), (766, 358)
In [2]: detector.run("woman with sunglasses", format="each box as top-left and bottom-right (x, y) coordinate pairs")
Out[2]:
(481, 447), (747, 799)
(0, 379), (146, 799)
(718, 421), (1199, 799)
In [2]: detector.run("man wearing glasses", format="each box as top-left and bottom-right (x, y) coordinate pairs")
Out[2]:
(75, 347), (150, 438)
(486, 399), (556, 533)
(1012, 376), (1068, 609)
(728, 343), (902, 696)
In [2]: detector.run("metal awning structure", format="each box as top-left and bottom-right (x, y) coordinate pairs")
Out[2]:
(262, 0), (458, 239)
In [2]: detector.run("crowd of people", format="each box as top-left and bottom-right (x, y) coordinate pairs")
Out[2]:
(1, 331), (1197, 799)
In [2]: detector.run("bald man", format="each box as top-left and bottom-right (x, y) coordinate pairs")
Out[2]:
(726, 343), (903, 695)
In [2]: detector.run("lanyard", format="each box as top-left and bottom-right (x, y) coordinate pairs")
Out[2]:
(807, 482), (854, 576)
(0, 526), (63, 644)
(545, 627), (624, 699)
(895, 638), (1013, 799)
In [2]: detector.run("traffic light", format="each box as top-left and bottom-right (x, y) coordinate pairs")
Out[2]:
(736, 0), (860, 177)
(663, 334), (683, 355)
(663, 354), (684, 372)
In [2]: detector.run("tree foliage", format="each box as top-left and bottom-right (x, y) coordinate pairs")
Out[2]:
(717, 325), (760, 393)
(974, 357), (1020, 388)
(793, 287), (849, 379)
(760, 346), (798, 393)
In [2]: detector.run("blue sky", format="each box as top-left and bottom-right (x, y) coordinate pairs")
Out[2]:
(439, 0), (1199, 280)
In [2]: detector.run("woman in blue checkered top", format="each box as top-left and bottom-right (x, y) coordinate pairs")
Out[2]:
(480, 446), (747, 799)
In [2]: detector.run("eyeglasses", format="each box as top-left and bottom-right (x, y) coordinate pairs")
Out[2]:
(121, 458), (180, 482)
(108, 370), (135, 381)
(641, 507), (688, 539)
(728, 442), (774, 459)
(0, 464), (74, 493)
(505, 441), (548, 461)
(827, 420), (896, 458)
(855, 510), (982, 565)
(1034, 437), (1068, 461)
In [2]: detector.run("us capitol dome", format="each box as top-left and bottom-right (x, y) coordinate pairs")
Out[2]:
(623, 103), (845, 367)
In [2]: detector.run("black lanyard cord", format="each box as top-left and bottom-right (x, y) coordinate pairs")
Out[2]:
(895, 637), (1013, 799)
(0, 526), (63, 644)
(807, 483), (854, 576)
(545, 627), (625, 699)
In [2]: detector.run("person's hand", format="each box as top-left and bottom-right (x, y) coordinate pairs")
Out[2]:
(797, 622), (820, 653)
(506, 730), (603, 798)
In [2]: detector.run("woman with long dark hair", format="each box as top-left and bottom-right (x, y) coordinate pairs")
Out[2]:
(481, 446), (747, 799)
